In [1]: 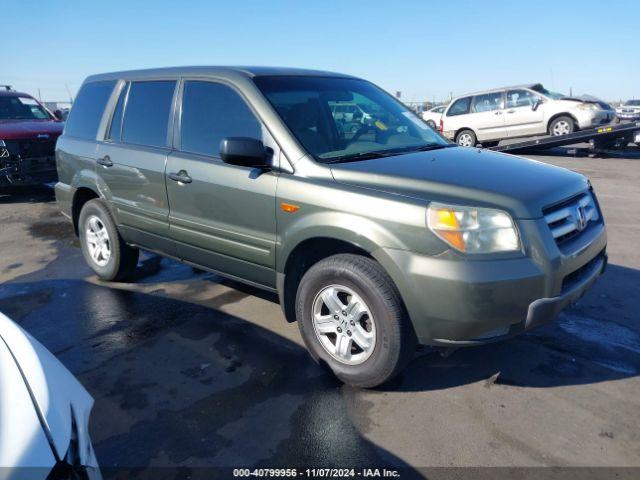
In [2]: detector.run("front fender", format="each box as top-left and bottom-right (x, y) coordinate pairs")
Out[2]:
(277, 210), (411, 272)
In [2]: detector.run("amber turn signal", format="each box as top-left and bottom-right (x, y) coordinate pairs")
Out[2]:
(280, 202), (300, 213)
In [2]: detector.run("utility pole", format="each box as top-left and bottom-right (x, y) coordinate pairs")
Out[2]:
(65, 84), (74, 103)
(38, 88), (42, 102)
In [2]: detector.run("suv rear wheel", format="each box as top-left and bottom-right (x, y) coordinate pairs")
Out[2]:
(295, 254), (415, 388)
(549, 116), (575, 136)
(456, 129), (476, 147)
(78, 199), (139, 281)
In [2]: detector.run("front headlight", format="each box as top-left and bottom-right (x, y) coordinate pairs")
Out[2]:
(427, 203), (520, 254)
(577, 103), (598, 111)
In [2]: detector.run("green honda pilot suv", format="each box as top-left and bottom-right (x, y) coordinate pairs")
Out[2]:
(55, 67), (607, 387)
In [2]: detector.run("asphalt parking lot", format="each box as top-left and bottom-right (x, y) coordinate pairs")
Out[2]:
(0, 147), (639, 477)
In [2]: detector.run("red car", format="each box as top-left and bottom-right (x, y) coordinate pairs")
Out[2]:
(0, 86), (64, 186)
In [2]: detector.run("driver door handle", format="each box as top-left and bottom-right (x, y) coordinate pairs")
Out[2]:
(168, 171), (192, 184)
(494, 111), (503, 115)
(506, 109), (516, 114)
(97, 156), (113, 167)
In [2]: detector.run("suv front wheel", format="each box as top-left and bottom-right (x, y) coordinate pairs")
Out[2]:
(295, 254), (415, 388)
(78, 199), (139, 281)
(549, 116), (575, 136)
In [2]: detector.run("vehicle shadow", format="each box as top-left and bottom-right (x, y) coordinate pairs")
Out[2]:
(0, 278), (423, 478)
(384, 263), (640, 392)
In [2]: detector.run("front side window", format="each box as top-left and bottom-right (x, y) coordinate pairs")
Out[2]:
(530, 84), (564, 100)
(506, 89), (540, 108)
(447, 97), (471, 116)
(433, 106), (446, 114)
(254, 76), (448, 162)
(65, 80), (116, 139)
(121, 80), (176, 148)
(472, 92), (504, 113)
(180, 81), (261, 157)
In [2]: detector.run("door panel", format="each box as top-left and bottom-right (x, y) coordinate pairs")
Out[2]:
(96, 142), (174, 253)
(504, 90), (545, 137)
(469, 92), (506, 140)
(95, 79), (177, 253)
(166, 79), (278, 288)
(166, 152), (277, 287)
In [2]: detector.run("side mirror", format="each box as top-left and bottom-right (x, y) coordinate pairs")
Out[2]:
(54, 109), (64, 121)
(532, 98), (544, 111)
(220, 137), (271, 169)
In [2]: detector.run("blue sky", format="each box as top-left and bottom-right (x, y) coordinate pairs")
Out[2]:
(3, 0), (638, 102)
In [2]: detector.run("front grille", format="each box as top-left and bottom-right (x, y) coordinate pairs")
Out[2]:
(543, 192), (599, 245)
(561, 249), (605, 292)
(3, 139), (56, 159)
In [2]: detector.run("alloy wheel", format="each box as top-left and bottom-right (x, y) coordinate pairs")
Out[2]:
(458, 133), (473, 147)
(311, 285), (376, 365)
(85, 215), (111, 267)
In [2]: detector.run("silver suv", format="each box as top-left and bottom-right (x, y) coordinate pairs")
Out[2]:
(441, 83), (616, 147)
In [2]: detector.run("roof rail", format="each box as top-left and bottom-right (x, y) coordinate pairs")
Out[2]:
(0, 85), (14, 91)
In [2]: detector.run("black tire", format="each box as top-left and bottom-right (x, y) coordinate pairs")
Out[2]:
(549, 116), (575, 136)
(78, 199), (139, 281)
(295, 254), (416, 388)
(426, 119), (436, 129)
(456, 129), (476, 147)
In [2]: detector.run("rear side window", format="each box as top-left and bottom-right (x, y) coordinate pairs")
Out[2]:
(64, 80), (116, 140)
(180, 81), (261, 157)
(447, 97), (471, 116)
(121, 81), (176, 148)
(472, 92), (504, 112)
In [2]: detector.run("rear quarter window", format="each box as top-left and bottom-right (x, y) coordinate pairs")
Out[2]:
(447, 97), (471, 116)
(64, 80), (116, 140)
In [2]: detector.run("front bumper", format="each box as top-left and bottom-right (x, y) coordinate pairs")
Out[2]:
(576, 109), (616, 129)
(0, 155), (58, 186)
(375, 217), (607, 346)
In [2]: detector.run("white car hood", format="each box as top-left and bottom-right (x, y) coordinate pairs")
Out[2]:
(0, 312), (99, 477)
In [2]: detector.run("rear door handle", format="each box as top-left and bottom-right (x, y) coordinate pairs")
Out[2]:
(506, 109), (516, 114)
(494, 111), (503, 115)
(168, 171), (192, 184)
(97, 156), (113, 167)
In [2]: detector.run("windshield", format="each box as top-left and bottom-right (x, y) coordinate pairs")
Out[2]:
(624, 100), (640, 106)
(530, 84), (564, 100)
(0, 95), (52, 120)
(254, 76), (449, 162)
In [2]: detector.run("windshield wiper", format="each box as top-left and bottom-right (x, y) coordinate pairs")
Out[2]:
(325, 143), (456, 164)
(411, 143), (457, 152)
(325, 149), (406, 164)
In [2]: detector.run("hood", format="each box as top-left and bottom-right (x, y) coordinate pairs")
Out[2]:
(560, 94), (612, 109)
(329, 146), (589, 219)
(0, 312), (99, 473)
(0, 119), (64, 140)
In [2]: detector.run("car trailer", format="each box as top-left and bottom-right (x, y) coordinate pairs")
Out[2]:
(487, 121), (640, 155)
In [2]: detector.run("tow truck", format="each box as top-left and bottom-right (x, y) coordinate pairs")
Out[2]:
(487, 121), (640, 155)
